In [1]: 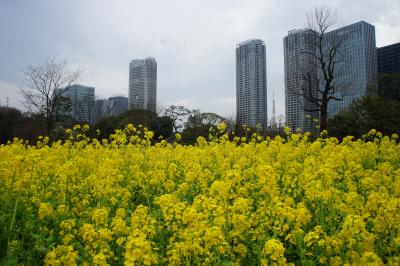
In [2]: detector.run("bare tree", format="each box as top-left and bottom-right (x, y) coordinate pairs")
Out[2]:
(164, 105), (191, 133)
(301, 6), (346, 132)
(155, 102), (166, 117)
(21, 57), (81, 137)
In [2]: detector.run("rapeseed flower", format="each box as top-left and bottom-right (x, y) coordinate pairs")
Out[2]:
(1, 125), (399, 264)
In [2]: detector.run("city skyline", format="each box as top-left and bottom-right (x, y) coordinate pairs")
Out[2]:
(1, 0), (399, 118)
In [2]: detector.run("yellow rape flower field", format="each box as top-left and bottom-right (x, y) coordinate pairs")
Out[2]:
(1, 124), (400, 265)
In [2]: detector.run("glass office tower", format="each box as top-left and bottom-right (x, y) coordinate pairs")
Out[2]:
(325, 21), (377, 117)
(377, 42), (400, 73)
(56, 84), (95, 124)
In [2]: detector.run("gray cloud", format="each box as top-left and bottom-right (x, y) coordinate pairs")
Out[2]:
(0, 0), (399, 117)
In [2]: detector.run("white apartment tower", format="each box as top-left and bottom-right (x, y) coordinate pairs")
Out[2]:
(284, 29), (319, 133)
(128, 57), (157, 112)
(236, 39), (268, 130)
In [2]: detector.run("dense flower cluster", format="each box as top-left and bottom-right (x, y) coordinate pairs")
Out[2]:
(0, 124), (399, 265)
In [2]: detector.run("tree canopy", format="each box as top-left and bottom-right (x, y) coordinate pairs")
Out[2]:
(328, 74), (400, 139)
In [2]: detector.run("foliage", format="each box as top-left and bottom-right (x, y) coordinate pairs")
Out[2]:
(328, 74), (400, 140)
(0, 107), (24, 143)
(328, 96), (400, 139)
(94, 109), (174, 141)
(0, 107), (46, 144)
(164, 105), (191, 133)
(185, 111), (225, 129)
(377, 72), (400, 102)
(1, 125), (400, 265)
(181, 111), (225, 144)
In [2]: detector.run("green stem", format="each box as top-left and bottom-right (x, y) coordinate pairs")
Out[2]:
(8, 199), (18, 242)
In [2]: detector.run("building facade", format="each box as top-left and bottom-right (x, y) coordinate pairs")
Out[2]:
(94, 96), (128, 123)
(236, 39), (268, 130)
(377, 42), (400, 73)
(94, 99), (109, 123)
(108, 96), (128, 116)
(377, 42), (400, 99)
(325, 21), (377, 117)
(56, 84), (95, 124)
(284, 29), (319, 133)
(128, 57), (157, 112)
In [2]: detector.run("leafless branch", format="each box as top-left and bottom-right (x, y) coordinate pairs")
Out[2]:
(298, 6), (347, 131)
(20, 57), (81, 137)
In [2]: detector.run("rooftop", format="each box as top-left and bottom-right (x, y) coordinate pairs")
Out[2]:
(236, 39), (265, 48)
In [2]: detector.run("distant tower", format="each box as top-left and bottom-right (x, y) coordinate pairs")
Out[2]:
(270, 89), (277, 129)
(128, 57), (157, 112)
(236, 39), (268, 130)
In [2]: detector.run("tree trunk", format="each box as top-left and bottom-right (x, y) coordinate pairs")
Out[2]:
(46, 118), (53, 140)
(320, 100), (328, 132)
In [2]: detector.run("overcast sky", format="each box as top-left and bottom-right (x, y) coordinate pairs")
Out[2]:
(1, 0), (399, 118)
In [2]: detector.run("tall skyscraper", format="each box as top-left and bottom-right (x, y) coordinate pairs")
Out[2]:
(377, 42), (400, 73)
(236, 39), (268, 130)
(128, 57), (157, 112)
(56, 84), (95, 124)
(325, 21), (377, 117)
(284, 29), (319, 132)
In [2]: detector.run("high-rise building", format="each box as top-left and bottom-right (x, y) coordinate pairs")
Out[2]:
(377, 42), (400, 73)
(325, 21), (377, 117)
(284, 21), (377, 131)
(94, 99), (110, 123)
(128, 57), (157, 112)
(236, 39), (268, 130)
(108, 96), (128, 116)
(94, 96), (129, 123)
(56, 84), (95, 124)
(377, 42), (400, 99)
(284, 29), (319, 132)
